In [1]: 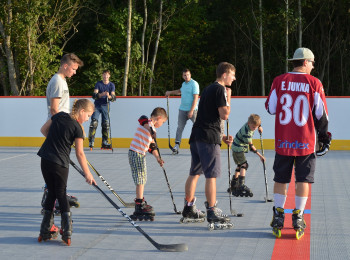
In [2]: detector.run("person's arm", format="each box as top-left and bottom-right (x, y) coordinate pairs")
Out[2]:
(75, 138), (97, 185)
(40, 119), (52, 137)
(249, 143), (265, 161)
(188, 94), (199, 119)
(50, 98), (61, 116)
(165, 89), (181, 97)
(218, 87), (232, 120)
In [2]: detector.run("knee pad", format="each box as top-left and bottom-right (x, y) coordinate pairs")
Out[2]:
(102, 121), (110, 138)
(90, 118), (98, 129)
(238, 161), (249, 171)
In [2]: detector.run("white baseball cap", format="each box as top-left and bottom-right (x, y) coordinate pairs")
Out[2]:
(288, 47), (314, 61)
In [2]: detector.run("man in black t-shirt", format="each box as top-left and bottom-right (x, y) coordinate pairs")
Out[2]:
(180, 62), (236, 227)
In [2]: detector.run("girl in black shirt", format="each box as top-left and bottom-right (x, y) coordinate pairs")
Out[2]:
(38, 99), (96, 246)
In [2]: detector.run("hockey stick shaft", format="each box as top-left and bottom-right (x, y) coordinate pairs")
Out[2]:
(166, 97), (174, 151)
(107, 100), (114, 153)
(226, 120), (235, 215)
(260, 133), (271, 202)
(70, 160), (188, 252)
(86, 159), (134, 208)
(152, 133), (181, 214)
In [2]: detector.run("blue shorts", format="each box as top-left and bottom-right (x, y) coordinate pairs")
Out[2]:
(189, 141), (221, 178)
(273, 152), (316, 183)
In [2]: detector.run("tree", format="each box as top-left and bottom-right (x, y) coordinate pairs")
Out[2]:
(122, 0), (132, 96)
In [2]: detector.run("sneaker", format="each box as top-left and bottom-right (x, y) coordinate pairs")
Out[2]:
(172, 144), (179, 155)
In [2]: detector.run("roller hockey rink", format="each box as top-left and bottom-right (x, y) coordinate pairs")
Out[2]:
(0, 147), (350, 259)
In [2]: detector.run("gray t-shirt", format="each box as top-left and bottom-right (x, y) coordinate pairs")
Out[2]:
(46, 73), (69, 119)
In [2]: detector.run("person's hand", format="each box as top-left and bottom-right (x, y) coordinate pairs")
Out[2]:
(100, 91), (108, 97)
(223, 135), (233, 146)
(258, 126), (263, 134)
(157, 157), (164, 167)
(188, 110), (194, 119)
(85, 173), (97, 185)
(165, 91), (171, 97)
(260, 155), (265, 162)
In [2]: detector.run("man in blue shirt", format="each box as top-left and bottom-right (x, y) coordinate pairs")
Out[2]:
(88, 70), (116, 149)
(165, 69), (199, 154)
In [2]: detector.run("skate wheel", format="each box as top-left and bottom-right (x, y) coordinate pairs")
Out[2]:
(208, 223), (214, 231)
(296, 229), (304, 240)
(38, 235), (43, 242)
(179, 217), (184, 223)
(249, 193), (253, 197)
(130, 215), (137, 221)
(272, 228), (282, 238)
(71, 202), (80, 208)
(227, 188), (231, 193)
(40, 208), (44, 215)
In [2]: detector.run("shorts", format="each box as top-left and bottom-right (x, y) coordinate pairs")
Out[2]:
(189, 141), (221, 178)
(273, 152), (316, 183)
(128, 150), (147, 185)
(232, 151), (247, 166)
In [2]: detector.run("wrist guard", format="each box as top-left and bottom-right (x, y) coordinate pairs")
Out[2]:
(110, 94), (116, 102)
(92, 92), (99, 100)
(249, 143), (257, 153)
(138, 115), (149, 126)
(148, 142), (157, 154)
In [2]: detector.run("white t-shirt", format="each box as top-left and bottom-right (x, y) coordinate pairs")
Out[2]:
(46, 74), (69, 120)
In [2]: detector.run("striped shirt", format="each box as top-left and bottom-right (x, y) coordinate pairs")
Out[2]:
(232, 123), (254, 153)
(129, 121), (155, 155)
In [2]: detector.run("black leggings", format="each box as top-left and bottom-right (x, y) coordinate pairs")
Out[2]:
(41, 158), (70, 213)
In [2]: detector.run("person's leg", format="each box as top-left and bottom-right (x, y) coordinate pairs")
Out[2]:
(88, 108), (101, 147)
(41, 159), (57, 211)
(185, 175), (200, 202)
(175, 110), (189, 147)
(205, 178), (216, 207)
(136, 184), (144, 199)
(101, 105), (110, 145)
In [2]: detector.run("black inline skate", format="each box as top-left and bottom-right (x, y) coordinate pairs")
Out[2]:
(292, 209), (306, 240)
(270, 206), (285, 238)
(41, 186), (80, 216)
(234, 176), (253, 197)
(180, 198), (206, 223)
(205, 201), (234, 231)
(130, 198), (155, 221)
(227, 177), (238, 194)
(38, 210), (60, 242)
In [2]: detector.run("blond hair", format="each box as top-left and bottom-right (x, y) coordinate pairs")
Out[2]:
(248, 114), (261, 127)
(71, 99), (94, 138)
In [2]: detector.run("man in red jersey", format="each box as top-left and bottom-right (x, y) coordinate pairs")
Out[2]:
(265, 47), (331, 238)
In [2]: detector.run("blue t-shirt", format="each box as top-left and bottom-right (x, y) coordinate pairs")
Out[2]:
(179, 79), (199, 111)
(94, 81), (116, 107)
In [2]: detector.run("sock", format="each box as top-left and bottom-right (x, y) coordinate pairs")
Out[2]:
(273, 193), (287, 209)
(295, 196), (308, 214)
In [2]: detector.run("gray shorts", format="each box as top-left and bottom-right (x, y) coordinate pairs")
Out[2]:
(189, 141), (221, 178)
(273, 152), (316, 183)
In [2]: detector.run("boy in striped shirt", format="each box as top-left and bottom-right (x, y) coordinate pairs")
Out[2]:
(229, 114), (265, 197)
(128, 107), (167, 221)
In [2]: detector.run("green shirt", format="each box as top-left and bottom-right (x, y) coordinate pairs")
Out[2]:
(232, 122), (254, 153)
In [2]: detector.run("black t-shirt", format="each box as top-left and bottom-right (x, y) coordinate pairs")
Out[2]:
(189, 82), (228, 145)
(38, 112), (84, 168)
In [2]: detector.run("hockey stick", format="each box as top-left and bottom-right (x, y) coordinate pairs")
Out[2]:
(259, 133), (273, 203)
(107, 99), (114, 153)
(151, 129), (181, 214)
(70, 160), (188, 252)
(226, 119), (244, 217)
(166, 97), (175, 152)
(86, 159), (135, 208)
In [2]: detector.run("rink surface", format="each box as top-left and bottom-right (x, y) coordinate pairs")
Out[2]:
(0, 147), (349, 260)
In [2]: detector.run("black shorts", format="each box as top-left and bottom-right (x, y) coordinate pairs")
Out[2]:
(189, 141), (221, 178)
(273, 152), (316, 183)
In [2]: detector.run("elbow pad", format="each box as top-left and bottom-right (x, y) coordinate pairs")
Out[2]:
(92, 92), (99, 100)
(148, 142), (157, 154)
(138, 115), (149, 126)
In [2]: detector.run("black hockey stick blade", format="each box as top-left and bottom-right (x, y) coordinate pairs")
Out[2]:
(70, 160), (188, 252)
(86, 160), (134, 208)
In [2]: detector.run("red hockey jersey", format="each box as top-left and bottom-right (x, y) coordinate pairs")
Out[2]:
(265, 72), (329, 156)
